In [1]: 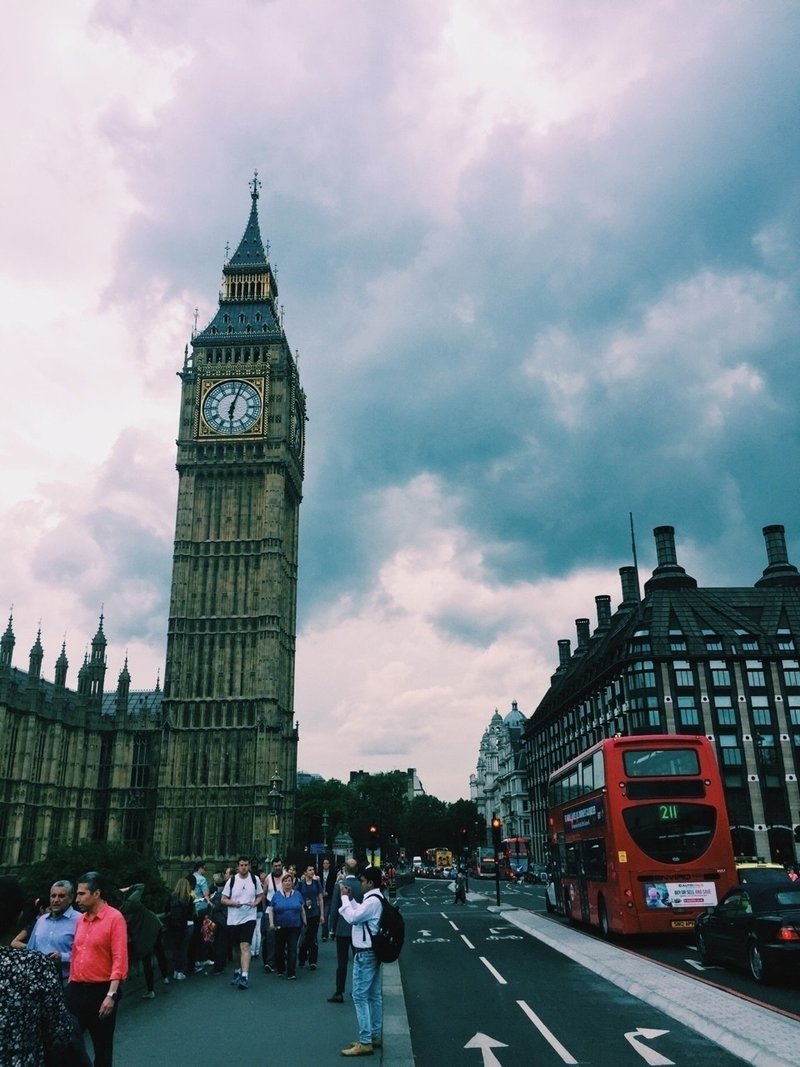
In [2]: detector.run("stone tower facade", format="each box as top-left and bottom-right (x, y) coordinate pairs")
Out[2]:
(155, 178), (305, 872)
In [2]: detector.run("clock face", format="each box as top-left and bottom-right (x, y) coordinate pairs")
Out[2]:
(202, 379), (263, 435)
(292, 401), (304, 456)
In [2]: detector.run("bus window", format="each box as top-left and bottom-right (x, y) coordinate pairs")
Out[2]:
(593, 750), (605, 790)
(623, 748), (700, 777)
(565, 843), (580, 877)
(581, 757), (594, 793)
(622, 802), (716, 863)
(583, 838), (607, 881)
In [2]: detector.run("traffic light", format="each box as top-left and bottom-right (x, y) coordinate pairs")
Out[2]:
(793, 824), (800, 843)
(491, 814), (502, 849)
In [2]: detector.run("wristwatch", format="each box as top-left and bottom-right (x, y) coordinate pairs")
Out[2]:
(106, 991), (118, 1000)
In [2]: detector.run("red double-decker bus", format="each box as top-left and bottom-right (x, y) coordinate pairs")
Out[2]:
(547, 734), (737, 936)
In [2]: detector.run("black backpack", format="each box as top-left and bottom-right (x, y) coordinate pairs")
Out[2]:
(370, 893), (405, 963)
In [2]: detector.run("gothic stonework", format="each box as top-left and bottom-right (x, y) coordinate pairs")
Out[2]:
(155, 178), (305, 872)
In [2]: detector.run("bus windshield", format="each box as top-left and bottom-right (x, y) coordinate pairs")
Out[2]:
(622, 802), (717, 863)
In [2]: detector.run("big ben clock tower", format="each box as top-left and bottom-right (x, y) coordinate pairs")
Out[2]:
(156, 176), (305, 872)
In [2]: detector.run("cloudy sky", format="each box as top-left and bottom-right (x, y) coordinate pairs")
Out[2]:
(2, 1), (799, 801)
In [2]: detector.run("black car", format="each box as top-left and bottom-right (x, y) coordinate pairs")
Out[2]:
(695, 884), (800, 983)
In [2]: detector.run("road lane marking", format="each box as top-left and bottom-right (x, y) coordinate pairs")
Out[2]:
(479, 956), (507, 984)
(517, 1000), (578, 1064)
(449, 920), (459, 930)
(624, 1028), (674, 1065)
(461, 934), (475, 949)
(464, 1032), (507, 1066)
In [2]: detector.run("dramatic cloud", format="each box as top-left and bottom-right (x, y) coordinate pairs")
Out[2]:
(2, 0), (799, 799)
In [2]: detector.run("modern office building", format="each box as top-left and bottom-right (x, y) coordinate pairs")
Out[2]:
(523, 525), (800, 865)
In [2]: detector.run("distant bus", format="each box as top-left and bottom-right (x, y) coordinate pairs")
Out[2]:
(476, 847), (496, 878)
(500, 837), (531, 877)
(547, 734), (737, 937)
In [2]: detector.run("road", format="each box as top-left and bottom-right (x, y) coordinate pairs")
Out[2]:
(109, 877), (796, 1066)
(401, 879), (747, 1067)
(491, 876), (800, 1020)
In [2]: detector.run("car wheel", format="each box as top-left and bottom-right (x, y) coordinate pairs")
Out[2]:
(598, 898), (611, 939)
(696, 929), (714, 965)
(747, 938), (772, 984)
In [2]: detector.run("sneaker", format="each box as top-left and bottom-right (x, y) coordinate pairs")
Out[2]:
(230, 969), (241, 986)
(141, 991), (155, 1000)
(174, 972), (186, 981)
(328, 993), (344, 1003)
(193, 963), (205, 974)
(340, 1043), (373, 1057)
(310, 963), (317, 970)
(237, 974), (249, 990)
(162, 978), (170, 986)
(287, 974), (297, 980)
(263, 963), (274, 974)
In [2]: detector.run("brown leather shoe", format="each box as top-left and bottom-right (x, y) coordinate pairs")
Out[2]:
(371, 1037), (382, 1048)
(340, 1043), (374, 1057)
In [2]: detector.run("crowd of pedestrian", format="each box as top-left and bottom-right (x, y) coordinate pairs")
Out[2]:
(0, 854), (393, 1064)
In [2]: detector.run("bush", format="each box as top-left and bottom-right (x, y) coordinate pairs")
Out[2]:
(19, 842), (169, 913)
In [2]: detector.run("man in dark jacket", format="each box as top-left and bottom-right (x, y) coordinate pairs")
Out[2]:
(326, 859), (362, 1003)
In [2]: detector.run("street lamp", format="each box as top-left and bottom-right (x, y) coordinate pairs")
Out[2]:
(268, 769), (284, 861)
(322, 810), (329, 851)
(369, 824), (378, 866)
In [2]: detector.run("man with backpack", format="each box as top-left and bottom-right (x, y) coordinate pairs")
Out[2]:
(221, 856), (263, 990)
(338, 866), (385, 1057)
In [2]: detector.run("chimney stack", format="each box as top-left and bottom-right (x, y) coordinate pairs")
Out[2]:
(595, 594), (612, 628)
(756, 524), (800, 588)
(619, 566), (640, 606)
(644, 525), (697, 593)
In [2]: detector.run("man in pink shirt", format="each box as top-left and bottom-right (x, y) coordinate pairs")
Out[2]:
(65, 871), (128, 1067)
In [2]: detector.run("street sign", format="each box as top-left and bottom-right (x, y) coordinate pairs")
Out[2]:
(309, 843), (325, 854)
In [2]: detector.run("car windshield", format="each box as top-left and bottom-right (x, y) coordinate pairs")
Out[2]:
(774, 891), (800, 908)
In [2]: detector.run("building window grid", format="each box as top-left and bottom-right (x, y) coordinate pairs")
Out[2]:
(776, 630), (795, 652)
(781, 660), (800, 686)
(707, 659), (730, 687)
(673, 660), (694, 687)
(744, 660), (766, 687)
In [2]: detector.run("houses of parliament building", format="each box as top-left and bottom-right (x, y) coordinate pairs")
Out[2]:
(0, 178), (306, 878)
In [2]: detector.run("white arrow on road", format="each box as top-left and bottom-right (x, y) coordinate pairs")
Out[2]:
(488, 926), (513, 934)
(464, 1033), (508, 1067)
(624, 1028), (674, 1065)
(418, 929), (432, 936)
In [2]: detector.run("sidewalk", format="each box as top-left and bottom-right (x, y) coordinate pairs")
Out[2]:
(116, 941), (413, 1065)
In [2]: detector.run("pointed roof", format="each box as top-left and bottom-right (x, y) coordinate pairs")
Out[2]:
(193, 175), (283, 346)
(227, 172), (269, 271)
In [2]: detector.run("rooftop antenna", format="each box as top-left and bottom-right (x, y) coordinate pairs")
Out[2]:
(629, 511), (641, 588)
(193, 308), (199, 336)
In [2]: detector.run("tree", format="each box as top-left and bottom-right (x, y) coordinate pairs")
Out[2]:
(19, 841), (169, 912)
(294, 778), (352, 851)
(401, 794), (449, 857)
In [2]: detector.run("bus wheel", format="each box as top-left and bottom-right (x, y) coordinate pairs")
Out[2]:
(598, 898), (611, 939)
